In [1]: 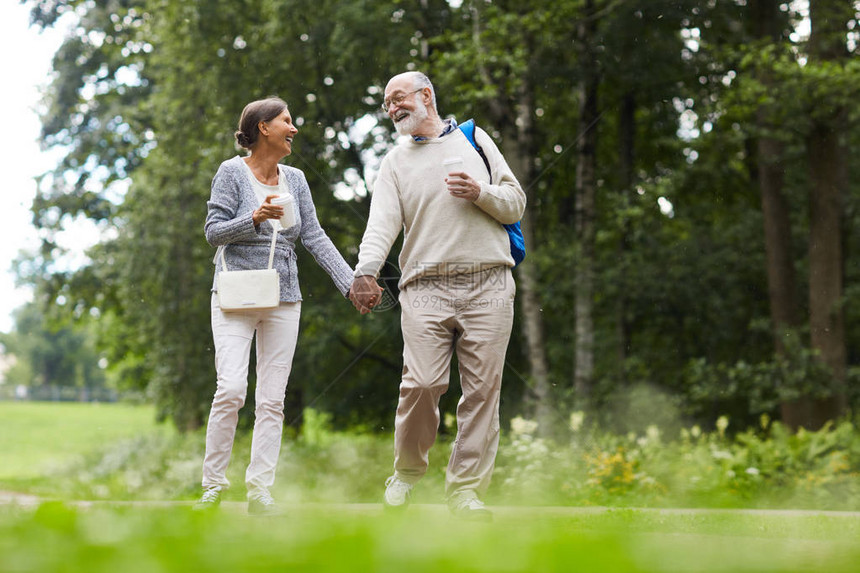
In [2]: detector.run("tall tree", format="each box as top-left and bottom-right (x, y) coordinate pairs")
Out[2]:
(428, 0), (560, 431)
(470, 2), (552, 432)
(572, 0), (599, 403)
(802, 0), (853, 426)
(749, 0), (805, 425)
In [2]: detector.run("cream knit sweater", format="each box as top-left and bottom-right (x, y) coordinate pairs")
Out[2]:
(355, 126), (526, 288)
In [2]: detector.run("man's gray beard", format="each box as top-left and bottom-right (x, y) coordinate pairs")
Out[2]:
(394, 98), (429, 136)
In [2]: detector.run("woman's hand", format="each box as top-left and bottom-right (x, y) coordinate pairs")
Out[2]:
(349, 275), (384, 314)
(252, 194), (285, 226)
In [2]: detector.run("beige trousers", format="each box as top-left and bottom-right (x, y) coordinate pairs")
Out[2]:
(394, 265), (515, 500)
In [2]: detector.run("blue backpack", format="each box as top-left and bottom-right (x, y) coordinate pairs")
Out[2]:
(458, 119), (526, 267)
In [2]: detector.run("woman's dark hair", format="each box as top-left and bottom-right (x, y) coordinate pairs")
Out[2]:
(235, 97), (289, 149)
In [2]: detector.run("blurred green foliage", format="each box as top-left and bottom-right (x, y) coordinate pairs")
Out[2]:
(1, 502), (859, 573)
(4, 404), (858, 512)
(0, 303), (105, 394)
(12, 0), (860, 432)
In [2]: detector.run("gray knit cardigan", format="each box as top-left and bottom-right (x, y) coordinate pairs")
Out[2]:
(205, 156), (353, 302)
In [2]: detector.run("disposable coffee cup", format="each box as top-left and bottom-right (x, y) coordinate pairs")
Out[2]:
(270, 194), (296, 229)
(443, 157), (464, 175)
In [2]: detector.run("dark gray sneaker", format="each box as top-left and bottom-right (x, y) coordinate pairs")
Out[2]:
(248, 491), (281, 516)
(192, 486), (222, 511)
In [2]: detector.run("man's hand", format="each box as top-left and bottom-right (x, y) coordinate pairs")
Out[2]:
(349, 275), (383, 315)
(445, 172), (481, 202)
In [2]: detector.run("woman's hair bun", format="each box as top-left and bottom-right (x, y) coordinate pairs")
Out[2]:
(235, 130), (253, 149)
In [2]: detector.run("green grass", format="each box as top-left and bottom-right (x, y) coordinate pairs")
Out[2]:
(0, 401), (172, 480)
(2, 402), (860, 571)
(0, 504), (857, 572)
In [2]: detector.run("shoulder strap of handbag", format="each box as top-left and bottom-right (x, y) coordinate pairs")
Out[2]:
(219, 223), (279, 271)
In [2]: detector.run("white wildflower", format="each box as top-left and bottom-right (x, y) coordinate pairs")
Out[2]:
(569, 411), (585, 432)
(646, 425), (661, 443)
(716, 416), (729, 436)
(510, 416), (538, 436)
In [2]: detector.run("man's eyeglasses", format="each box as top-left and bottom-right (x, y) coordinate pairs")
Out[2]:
(381, 89), (423, 112)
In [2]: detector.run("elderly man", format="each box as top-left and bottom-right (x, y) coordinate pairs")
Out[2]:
(350, 71), (525, 520)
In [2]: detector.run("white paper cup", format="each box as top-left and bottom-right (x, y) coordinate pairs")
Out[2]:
(270, 194), (296, 228)
(443, 157), (464, 175)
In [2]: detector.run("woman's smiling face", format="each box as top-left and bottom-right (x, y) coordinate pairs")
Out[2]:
(261, 109), (299, 156)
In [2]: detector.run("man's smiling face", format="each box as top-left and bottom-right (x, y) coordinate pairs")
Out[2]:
(384, 78), (428, 136)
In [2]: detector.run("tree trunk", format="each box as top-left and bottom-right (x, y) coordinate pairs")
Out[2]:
(802, 0), (850, 427)
(615, 91), (635, 372)
(506, 94), (553, 434)
(758, 128), (809, 428)
(517, 195), (553, 433)
(573, 0), (599, 402)
(749, 0), (806, 427)
(806, 120), (848, 424)
(471, 1), (552, 432)
(758, 134), (798, 352)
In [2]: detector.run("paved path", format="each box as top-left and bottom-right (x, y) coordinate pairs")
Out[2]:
(2, 492), (859, 518)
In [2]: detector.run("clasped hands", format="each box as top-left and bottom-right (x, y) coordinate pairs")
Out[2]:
(349, 275), (384, 315)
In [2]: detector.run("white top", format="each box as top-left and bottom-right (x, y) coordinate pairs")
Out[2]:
(241, 159), (286, 231)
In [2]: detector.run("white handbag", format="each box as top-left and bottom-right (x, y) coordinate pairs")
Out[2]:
(216, 226), (280, 311)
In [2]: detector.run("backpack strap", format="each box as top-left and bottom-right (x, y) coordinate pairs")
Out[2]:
(458, 119), (492, 184)
(458, 118), (526, 267)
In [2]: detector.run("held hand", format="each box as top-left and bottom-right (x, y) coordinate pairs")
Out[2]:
(349, 275), (383, 315)
(446, 172), (481, 202)
(252, 194), (285, 225)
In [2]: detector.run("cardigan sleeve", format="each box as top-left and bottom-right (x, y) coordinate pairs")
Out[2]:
(204, 163), (261, 247)
(291, 169), (354, 297)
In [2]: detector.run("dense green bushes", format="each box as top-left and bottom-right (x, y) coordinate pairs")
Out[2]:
(496, 413), (860, 509)
(19, 409), (859, 511)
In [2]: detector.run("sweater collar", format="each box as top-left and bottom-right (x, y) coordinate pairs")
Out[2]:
(412, 118), (458, 142)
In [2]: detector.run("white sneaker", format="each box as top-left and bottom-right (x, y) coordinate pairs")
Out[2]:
(383, 476), (413, 508)
(248, 490), (281, 516)
(450, 496), (493, 521)
(192, 486), (222, 511)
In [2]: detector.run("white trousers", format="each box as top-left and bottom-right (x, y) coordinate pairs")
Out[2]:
(202, 295), (301, 496)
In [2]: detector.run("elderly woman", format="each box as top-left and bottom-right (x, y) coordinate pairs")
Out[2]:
(195, 97), (354, 515)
